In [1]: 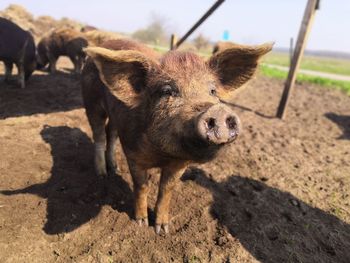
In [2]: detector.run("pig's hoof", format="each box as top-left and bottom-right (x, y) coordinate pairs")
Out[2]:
(106, 161), (120, 176)
(95, 165), (108, 178)
(136, 218), (149, 227)
(107, 166), (116, 176)
(155, 224), (169, 234)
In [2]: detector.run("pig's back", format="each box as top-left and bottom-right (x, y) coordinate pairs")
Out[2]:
(0, 18), (31, 61)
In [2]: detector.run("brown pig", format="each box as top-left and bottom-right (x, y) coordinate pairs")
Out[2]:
(37, 28), (88, 74)
(0, 17), (36, 89)
(82, 39), (272, 234)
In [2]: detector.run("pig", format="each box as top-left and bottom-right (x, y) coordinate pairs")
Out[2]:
(82, 39), (272, 234)
(37, 28), (88, 74)
(0, 17), (36, 89)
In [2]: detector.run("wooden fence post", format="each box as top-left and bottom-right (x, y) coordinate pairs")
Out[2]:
(276, 0), (319, 119)
(289, 37), (294, 66)
(170, 34), (177, 50)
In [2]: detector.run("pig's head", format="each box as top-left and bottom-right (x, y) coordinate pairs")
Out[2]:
(85, 42), (272, 163)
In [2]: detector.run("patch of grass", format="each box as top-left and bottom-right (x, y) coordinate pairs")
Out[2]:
(264, 52), (350, 76)
(188, 255), (201, 263)
(259, 65), (350, 94)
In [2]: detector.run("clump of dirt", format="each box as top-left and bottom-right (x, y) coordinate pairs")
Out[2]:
(0, 58), (349, 262)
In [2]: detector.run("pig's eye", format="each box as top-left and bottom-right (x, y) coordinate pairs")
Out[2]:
(208, 82), (217, 96)
(160, 85), (178, 97)
(210, 87), (217, 96)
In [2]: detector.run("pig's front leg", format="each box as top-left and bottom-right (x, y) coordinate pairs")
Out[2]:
(47, 52), (57, 73)
(4, 61), (13, 83)
(128, 160), (150, 227)
(71, 55), (82, 74)
(155, 163), (187, 234)
(17, 63), (25, 89)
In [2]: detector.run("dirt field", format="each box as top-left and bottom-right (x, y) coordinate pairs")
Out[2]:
(0, 58), (349, 263)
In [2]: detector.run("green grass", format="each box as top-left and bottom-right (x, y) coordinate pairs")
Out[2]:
(260, 65), (350, 94)
(264, 52), (350, 76)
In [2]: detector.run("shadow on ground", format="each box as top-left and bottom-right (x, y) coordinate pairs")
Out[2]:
(1, 126), (133, 234)
(0, 71), (82, 119)
(182, 167), (350, 263)
(325, 113), (350, 140)
(225, 101), (275, 119)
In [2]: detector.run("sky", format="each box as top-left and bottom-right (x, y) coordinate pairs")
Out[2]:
(1, 0), (350, 53)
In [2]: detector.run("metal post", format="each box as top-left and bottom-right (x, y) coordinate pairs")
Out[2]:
(289, 37), (294, 66)
(173, 0), (225, 49)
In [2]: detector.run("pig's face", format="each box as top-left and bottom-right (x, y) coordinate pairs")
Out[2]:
(144, 52), (241, 162)
(85, 43), (273, 162)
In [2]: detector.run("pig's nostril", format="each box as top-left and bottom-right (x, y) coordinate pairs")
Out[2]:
(207, 118), (216, 130)
(226, 116), (237, 130)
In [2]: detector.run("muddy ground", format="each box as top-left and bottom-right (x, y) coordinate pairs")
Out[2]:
(0, 58), (349, 263)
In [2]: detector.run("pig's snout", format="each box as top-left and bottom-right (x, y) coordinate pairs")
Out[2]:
(197, 104), (240, 145)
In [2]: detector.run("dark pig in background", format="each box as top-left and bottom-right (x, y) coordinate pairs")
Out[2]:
(37, 28), (88, 74)
(82, 39), (273, 234)
(0, 17), (36, 89)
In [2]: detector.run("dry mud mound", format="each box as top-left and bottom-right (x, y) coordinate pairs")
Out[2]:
(83, 30), (125, 46)
(0, 59), (349, 262)
(0, 4), (82, 40)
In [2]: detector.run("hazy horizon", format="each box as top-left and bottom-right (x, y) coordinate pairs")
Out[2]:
(1, 0), (350, 53)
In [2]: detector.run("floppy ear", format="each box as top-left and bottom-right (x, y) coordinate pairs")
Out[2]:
(208, 42), (273, 93)
(84, 47), (158, 107)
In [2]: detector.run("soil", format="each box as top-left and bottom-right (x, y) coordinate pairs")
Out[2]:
(0, 58), (349, 263)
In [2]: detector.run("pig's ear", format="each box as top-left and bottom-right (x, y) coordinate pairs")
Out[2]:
(208, 42), (273, 93)
(84, 47), (158, 107)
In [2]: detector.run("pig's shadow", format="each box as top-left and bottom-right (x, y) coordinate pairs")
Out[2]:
(1, 125), (133, 234)
(0, 70), (82, 119)
(325, 113), (350, 140)
(183, 167), (350, 263)
(224, 101), (275, 119)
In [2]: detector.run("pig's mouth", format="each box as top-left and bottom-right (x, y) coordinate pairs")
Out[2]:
(180, 135), (223, 163)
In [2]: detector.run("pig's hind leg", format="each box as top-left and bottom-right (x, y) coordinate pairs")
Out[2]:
(47, 52), (57, 73)
(105, 120), (119, 175)
(85, 105), (108, 177)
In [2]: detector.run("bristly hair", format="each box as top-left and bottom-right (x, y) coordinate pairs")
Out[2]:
(160, 51), (210, 78)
